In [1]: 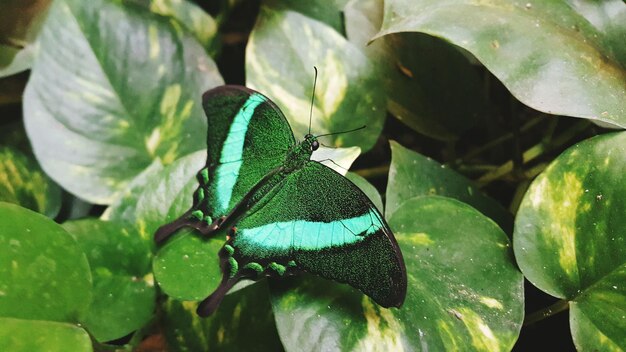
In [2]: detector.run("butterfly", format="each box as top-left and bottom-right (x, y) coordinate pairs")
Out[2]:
(154, 85), (407, 316)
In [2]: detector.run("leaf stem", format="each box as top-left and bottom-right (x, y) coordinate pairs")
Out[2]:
(476, 120), (590, 185)
(524, 299), (569, 326)
(354, 165), (389, 179)
(451, 116), (544, 166)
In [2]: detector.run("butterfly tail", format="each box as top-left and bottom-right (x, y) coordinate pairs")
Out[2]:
(196, 278), (238, 317)
(154, 210), (195, 245)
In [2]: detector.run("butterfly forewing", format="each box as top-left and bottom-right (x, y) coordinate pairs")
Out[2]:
(203, 86), (296, 216)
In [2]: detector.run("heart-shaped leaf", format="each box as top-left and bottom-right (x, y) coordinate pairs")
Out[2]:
(62, 219), (155, 342)
(271, 196), (523, 351)
(104, 151), (225, 300)
(24, 0), (223, 204)
(0, 317), (92, 352)
(246, 7), (386, 152)
(0, 202), (92, 322)
(162, 281), (282, 350)
(344, 0), (487, 141)
(514, 131), (626, 350)
(386, 141), (512, 232)
(375, 0), (626, 126)
(0, 146), (61, 217)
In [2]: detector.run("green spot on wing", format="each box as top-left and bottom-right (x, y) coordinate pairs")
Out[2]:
(244, 262), (264, 273)
(228, 257), (239, 278)
(223, 244), (235, 256)
(269, 262), (286, 276)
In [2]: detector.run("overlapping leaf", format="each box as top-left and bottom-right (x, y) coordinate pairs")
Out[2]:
(162, 281), (282, 351)
(514, 132), (626, 350)
(24, 0), (223, 204)
(345, 0), (487, 140)
(0, 202), (92, 322)
(0, 147), (61, 217)
(386, 141), (512, 232)
(375, 0), (626, 126)
(246, 7), (386, 152)
(0, 317), (92, 352)
(271, 196), (524, 351)
(62, 219), (155, 342)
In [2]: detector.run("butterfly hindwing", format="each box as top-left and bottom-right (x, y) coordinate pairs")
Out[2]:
(198, 161), (407, 315)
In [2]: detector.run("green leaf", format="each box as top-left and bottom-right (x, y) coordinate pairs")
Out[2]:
(104, 150), (224, 300)
(264, 0), (349, 34)
(138, 0), (220, 56)
(375, 0), (626, 126)
(345, 172), (383, 212)
(162, 281), (282, 351)
(0, 146), (61, 217)
(0, 317), (92, 352)
(246, 7), (386, 152)
(344, 0), (486, 141)
(0, 202), (92, 322)
(271, 196), (523, 351)
(0, 0), (51, 77)
(386, 141), (512, 232)
(62, 219), (155, 342)
(513, 131), (626, 350)
(312, 145), (361, 175)
(23, 0), (223, 204)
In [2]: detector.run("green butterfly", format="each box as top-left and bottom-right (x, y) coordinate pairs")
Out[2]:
(154, 86), (406, 316)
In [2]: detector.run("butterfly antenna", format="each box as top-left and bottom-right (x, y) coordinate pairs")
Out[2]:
(309, 66), (318, 136)
(316, 125), (366, 138)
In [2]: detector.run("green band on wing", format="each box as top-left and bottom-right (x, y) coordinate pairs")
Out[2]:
(214, 93), (265, 213)
(234, 209), (383, 255)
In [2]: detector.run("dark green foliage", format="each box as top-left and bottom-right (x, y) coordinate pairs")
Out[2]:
(1, 0), (624, 350)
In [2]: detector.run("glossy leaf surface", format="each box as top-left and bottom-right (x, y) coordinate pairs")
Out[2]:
(246, 7), (386, 152)
(62, 219), (155, 342)
(0, 147), (61, 217)
(514, 132), (626, 350)
(0, 202), (92, 322)
(0, 317), (92, 352)
(376, 0), (626, 126)
(24, 0), (223, 204)
(271, 196), (524, 351)
(345, 0), (486, 140)
(386, 141), (511, 232)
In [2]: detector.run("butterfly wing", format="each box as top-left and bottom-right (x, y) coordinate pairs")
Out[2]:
(198, 161), (407, 316)
(155, 86), (296, 243)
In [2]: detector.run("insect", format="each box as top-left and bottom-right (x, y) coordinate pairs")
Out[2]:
(154, 81), (407, 316)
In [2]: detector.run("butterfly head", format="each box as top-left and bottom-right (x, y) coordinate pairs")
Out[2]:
(304, 134), (320, 152)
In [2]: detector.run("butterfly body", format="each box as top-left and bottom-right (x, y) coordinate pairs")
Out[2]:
(154, 86), (407, 316)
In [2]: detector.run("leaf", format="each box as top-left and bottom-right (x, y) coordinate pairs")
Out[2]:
(23, 0), (223, 204)
(264, 0), (349, 34)
(344, 0), (487, 141)
(0, 0), (51, 77)
(311, 145), (361, 175)
(513, 131), (626, 350)
(246, 7), (386, 152)
(0, 146), (61, 217)
(104, 150), (224, 300)
(135, 0), (220, 56)
(271, 196), (524, 351)
(386, 141), (512, 232)
(0, 202), (92, 322)
(375, 0), (626, 126)
(62, 219), (155, 342)
(162, 281), (283, 351)
(345, 172), (383, 212)
(0, 317), (92, 352)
